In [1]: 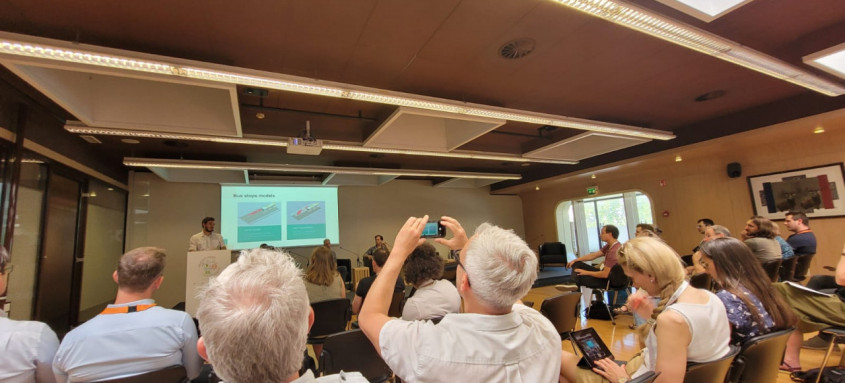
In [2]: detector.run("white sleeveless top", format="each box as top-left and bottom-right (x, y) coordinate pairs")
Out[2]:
(633, 283), (731, 378)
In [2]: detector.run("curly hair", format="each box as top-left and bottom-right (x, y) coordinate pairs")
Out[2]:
(747, 216), (776, 239)
(403, 243), (444, 286)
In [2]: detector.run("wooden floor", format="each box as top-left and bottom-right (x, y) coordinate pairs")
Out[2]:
(522, 285), (841, 383)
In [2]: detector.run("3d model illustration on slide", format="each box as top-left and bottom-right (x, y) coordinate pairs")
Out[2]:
(291, 202), (321, 220)
(239, 202), (280, 224)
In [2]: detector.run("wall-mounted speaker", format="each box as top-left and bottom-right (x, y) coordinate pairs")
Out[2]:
(727, 162), (742, 178)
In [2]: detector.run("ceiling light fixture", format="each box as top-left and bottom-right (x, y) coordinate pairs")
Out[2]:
(804, 42), (845, 81)
(675, 155), (683, 162)
(655, 0), (752, 22)
(122, 158), (522, 181)
(0, 32), (674, 140)
(550, 0), (845, 96)
(813, 126), (825, 134)
(65, 124), (577, 164)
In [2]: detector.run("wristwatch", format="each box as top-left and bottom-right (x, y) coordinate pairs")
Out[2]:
(617, 378), (629, 383)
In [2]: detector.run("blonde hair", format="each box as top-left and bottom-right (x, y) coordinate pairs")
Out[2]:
(618, 237), (686, 338)
(305, 246), (338, 286)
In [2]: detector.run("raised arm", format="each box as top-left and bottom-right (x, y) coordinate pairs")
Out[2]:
(359, 216), (427, 353)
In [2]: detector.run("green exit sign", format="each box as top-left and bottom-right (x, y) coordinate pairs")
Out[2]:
(586, 186), (598, 195)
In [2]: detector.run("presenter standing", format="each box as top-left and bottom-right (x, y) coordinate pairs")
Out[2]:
(188, 217), (227, 251)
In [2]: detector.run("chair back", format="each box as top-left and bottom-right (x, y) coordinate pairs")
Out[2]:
(96, 365), (188, 383)
(779, 256), (798, 282)
(539, 242), (566, 256)
(607, 264), (630, 289)
(727, 327), (793, 383)
(309, 298), (351, 340)
(792, 253), (816, 282)
(320, 329), (392, 382)
(540, 291), (581, 338)
(684, 345), (740, 383)
(761, 259), (782, 283)
(387, 290), (406, 317)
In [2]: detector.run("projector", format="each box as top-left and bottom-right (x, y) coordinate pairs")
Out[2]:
(287, 137), (323, 155)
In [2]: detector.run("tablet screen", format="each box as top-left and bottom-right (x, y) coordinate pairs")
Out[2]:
(569, 328), (614, 369)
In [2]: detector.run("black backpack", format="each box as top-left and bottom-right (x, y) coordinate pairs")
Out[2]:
(791, 366), (845, 383)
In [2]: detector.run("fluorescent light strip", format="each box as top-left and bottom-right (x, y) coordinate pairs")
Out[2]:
(123, 158), (522, 180)
(0, 33), (672, 140)
(551, 0), (845, 96)
(65, 125), (576, 165)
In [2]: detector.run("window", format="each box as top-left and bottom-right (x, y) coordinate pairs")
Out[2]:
(555, 191), (654, 258)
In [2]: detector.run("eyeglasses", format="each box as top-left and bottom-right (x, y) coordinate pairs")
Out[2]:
(455, 249), (470, 284)
(698, 258), (710, 269)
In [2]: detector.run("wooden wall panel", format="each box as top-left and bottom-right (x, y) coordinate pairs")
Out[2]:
(518, 109), (845, 278)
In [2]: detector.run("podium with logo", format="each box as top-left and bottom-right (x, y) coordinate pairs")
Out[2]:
(185, 250), (231, 317)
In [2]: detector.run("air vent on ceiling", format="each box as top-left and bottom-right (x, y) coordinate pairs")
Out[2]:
(80, 135), (102, 144)
(499, 38), (536, 59)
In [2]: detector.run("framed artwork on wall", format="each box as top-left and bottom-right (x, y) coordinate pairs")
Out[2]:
(747, 163), (845, 220)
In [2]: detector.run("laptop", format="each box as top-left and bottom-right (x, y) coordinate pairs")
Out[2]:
(569, 328), (614, 370)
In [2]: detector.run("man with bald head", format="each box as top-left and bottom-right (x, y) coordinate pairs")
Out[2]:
(53, 247), (201, 382)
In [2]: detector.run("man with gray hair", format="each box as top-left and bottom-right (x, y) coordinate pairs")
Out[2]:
(1, 246), (60, 382)
(704, 224), (731, 240)
(53, 247), (201, 382)
(196, 248), (367, 383)
(359, 216), (560, 382)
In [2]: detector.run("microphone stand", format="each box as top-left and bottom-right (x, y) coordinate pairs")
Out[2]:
(337, 246), (362, 267)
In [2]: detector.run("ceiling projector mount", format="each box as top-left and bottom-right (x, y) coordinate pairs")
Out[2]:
(287, 120), (323, 155)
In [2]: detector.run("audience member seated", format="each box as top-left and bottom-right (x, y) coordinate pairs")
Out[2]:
(560, 237), (731, 383)
(401, 243), (460, 321)
(196, 248), (368, 383)
(686, 224), (731, 277)
(698, 238), (795, 345)
(0, 246), (59, 383)
(352, 248), (404, 315)
(784, 211), (816, 258)
(564, 225), (622, 308)
(774, 242), (845, 372)
(53, 247), (202, 382)
(304, 246), (346, 304)
(692, 217), (714, 252)
(323, 239), (348, 284)
(741, 216), (782, 263)
(634, 223), (655, 237)
(359, 216), (561, 382)
(772, 225), (795, 261)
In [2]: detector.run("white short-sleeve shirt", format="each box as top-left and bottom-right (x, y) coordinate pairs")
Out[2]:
(380, 303), (561, 383)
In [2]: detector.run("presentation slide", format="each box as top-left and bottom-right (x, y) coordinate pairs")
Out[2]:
(220, 185), (339, 250)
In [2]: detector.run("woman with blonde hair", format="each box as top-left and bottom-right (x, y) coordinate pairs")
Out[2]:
(304, 246), (346, 303)
(559, 237), (731, 383)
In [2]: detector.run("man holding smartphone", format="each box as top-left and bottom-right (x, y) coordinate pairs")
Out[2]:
(358, 215), (560, 382)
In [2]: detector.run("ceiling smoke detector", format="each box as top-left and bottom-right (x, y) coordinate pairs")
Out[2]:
(499, 38), (536, 59)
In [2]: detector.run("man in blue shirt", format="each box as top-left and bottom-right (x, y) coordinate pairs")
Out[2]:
(784, 212), (816, 257)
(53, 247), (202, 382)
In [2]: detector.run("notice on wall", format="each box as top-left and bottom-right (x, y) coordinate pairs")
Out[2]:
(185, 249), (231, 317)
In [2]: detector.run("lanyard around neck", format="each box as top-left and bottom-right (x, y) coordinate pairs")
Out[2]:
(100, 304), (156, 315)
